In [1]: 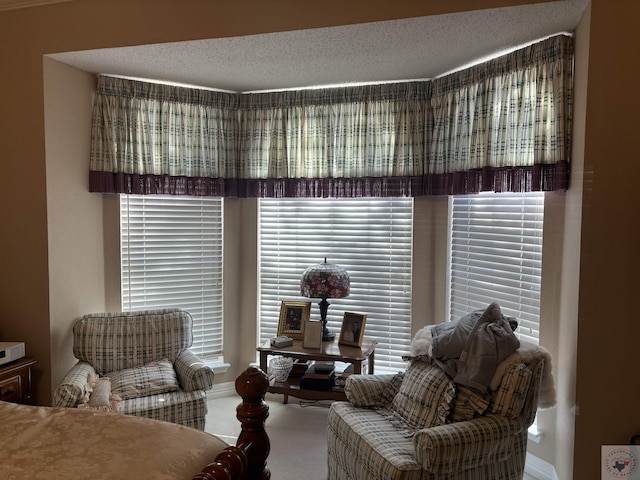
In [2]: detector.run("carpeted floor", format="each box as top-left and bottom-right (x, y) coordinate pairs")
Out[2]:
(206, 392), (331, 480)
(206, 391), (540, 480)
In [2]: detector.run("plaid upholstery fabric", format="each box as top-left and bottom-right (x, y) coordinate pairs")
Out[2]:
(413, 415), (529, 478)
(105, 359), (179, 399)
(447, 386), (490, 423)
(345, 373), (404, 408)
(490, 363), (532, 418)
(72, 309), (192, 374)
(514, 359), (544, 426)
(327, 357), (545, 480)
(121, 389), (208, 431)
(174, 350), (215, 392)
(328, 402), (422, 480)
(54, 309), (213, 430)
(391, 362), (455, 430)
(52, 361), (96, 408)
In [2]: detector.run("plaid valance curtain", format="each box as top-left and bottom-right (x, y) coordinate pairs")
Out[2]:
(90, 34), (573, 197)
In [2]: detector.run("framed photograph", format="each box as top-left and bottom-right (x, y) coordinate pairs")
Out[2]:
(339, 312), (367, 347)
(277, 301), (311, 339)
(302, 320), (322, 350)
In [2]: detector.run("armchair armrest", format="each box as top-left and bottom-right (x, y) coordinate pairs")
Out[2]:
(344, 373), (404, 408)
(174, 350), (215, 392)
(53, 361), (96, 408)
(413, 414), (529, 474)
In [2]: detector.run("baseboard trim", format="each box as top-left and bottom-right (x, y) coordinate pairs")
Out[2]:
(525, 452), (559, 480)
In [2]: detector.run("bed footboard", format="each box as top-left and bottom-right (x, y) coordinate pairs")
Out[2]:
(194, 367), (271, 480)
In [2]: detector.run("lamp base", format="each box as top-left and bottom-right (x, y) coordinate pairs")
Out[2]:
(322, 330), (336, 342)
(319, 297), (336, 341)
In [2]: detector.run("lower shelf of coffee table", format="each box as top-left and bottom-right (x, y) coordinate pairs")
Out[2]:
(268, 375), (347, 403)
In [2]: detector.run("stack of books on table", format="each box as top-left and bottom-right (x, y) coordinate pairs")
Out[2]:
(289, 359), (311, 377)
(300, 361), (335, 390)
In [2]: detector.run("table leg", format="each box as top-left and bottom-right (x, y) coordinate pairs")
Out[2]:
(368, 351), (375, 374)
(353, 361), (361, 374)
(260, 351), (268, 371)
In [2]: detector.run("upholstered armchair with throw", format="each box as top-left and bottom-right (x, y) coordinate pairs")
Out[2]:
(327, 303), (556, 480)
(53, 309), (215, 431)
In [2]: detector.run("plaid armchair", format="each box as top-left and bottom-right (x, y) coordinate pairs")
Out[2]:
(327, 349), (547, 480)
(53, 309), (215, 431)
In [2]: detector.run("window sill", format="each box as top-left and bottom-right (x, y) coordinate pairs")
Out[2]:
(207, 362), (230, 375)
(528, 423), (543, 443)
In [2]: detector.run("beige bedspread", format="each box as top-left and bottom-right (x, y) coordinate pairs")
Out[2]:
(0, 401), (227, 480)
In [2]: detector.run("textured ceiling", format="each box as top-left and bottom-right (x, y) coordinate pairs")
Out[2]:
(49, 0), (588, 93)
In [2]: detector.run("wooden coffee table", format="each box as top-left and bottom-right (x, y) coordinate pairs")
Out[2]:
(257, 338), (376, 404)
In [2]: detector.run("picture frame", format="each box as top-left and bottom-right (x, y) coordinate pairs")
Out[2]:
(277, 301), (311, 339)
(302, 320), (322, 350)
(339, 312), (367, 347)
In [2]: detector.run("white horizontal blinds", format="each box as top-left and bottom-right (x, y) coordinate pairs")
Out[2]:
(449, 192), (544, 344)
(259, 198), (413, 372)
(120, 195), (224, 361)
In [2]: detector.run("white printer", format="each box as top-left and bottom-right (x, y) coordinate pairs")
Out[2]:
(0, 342), (25, 366)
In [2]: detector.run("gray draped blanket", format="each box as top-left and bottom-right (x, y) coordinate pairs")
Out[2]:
(430, 302), (520, 393)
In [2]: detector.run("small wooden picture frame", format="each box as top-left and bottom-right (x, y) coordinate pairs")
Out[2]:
(277, 301), (311, 339)
(302, 320), (322, 350)
(339, 312), (367, 347)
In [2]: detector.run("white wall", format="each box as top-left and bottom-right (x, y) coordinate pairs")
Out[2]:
(412, 196), (450, 333)
(43, 57), (107, 397)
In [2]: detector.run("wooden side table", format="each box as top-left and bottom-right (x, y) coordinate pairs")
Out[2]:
(0, 357), (36, 404)
(257, 338), (376, 404)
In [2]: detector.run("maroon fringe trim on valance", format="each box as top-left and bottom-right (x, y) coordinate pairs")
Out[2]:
(90, 161), (568, 198)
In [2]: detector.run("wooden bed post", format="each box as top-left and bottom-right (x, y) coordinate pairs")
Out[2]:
(194, 366), (270, 480)
(235, 366), (270, 480)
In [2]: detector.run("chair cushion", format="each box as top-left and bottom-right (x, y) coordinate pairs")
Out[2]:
(328, 402), (422, 480)
(106, 359), (180, 400)
(391, 361), (455, 430)
(490, 362), (532, 418)
(447, 385), (490, 423)
(121, 389), (208, 430)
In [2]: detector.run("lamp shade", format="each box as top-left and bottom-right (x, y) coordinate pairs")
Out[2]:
(300, 259), (350, 299)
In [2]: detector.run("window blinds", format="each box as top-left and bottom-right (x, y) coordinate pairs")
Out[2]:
(120, 195), (224, 361)
(258, 198), (413, 373)
(449, 192), (544, 344)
